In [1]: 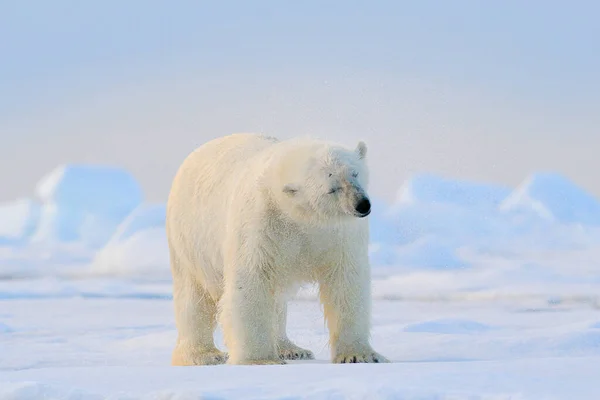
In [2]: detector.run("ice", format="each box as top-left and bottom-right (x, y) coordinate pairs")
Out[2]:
(0, 321), (13, 333)
(30, 164), (144, 249)
(1, 279), (600, 399)
(392, 236), (469, 269)
(394, 172), (511, 210)
(403, 318), (493, 334)
(500, 172), (600, 226)
(382, 174), (517, 261)
(0, 164), (148, 278)
(0, 198), (40, 245)
(372, 172), (600, 270)
(2, 361), (598, 399)
(90, 203), (169, 278)
(104, 203), (166, 242)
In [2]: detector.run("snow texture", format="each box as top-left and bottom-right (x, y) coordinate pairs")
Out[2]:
(1, 279), (600, 399)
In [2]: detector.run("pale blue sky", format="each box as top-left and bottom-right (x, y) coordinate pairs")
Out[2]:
(1, 1), (599, 203)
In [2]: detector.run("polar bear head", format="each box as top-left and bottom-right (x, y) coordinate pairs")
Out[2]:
(273, 139), (371, 224)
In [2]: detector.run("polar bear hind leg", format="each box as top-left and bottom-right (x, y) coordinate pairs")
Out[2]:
(170, 254), (227, 366)
(276, 301), (315, 360)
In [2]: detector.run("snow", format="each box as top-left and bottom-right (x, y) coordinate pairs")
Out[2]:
(500, 172), (600, 225)
(394, 172), (511, 210)
(30, 164), (144, 250)
(0, 198), (40, 245)
(90, 204), (169, 278)
(3, 360), (598, 400)
(2, 165), (600, 398)
(1, 279), (600, 399)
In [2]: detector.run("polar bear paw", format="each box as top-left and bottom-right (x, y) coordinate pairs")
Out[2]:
(172, 348), (228, 366)
(333, 350), (390, 364)
(278, 343), (315, 361)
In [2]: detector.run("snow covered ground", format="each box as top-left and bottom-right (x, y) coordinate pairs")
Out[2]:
(1, 278), (600, 399)
(2, 165), (600, 399)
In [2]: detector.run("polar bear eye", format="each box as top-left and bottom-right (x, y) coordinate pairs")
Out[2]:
(351, 172), (359, 178)
(328, 173), (333, 177)
(283, 184), (299, 195)
(328, 187), (341, 194)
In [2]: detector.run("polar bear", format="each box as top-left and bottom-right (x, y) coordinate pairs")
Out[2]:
(166, 133), (389, 366)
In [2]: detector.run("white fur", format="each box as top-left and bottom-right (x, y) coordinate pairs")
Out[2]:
(166, 133), (389, 365)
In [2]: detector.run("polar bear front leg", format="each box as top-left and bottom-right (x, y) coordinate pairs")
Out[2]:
(318, 258), (390, 364)
(219, 266), (285, 365)
(276, 301), (315, 360)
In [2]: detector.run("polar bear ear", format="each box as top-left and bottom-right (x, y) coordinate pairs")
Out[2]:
(283, 184), (299, 196)
(356, 141), (367, 159)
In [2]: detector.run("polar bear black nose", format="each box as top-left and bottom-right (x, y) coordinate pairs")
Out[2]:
(355, 198), (371, 216)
